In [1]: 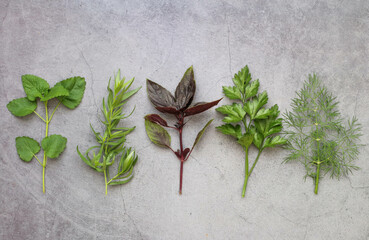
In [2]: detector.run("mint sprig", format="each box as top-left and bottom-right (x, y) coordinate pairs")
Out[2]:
(7, 75), (86, 193)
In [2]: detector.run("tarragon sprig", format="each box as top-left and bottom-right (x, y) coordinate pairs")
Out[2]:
(216, 65), (286, 197)
(283, 74), (363, 194)
(77, 70), (141, 195)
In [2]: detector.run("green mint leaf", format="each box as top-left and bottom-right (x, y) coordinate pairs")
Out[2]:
(144, 119), (171, 148)
(55, 77), (86, 109)
(7, 97), (37, 117)
(222, 86), (242, 100)
(216, 124), (242, 139)
(244, 91), (268, 119)
(245, 79), (259, 99)
(263, 136), (287, 148)
(40, 85), (69, 101)
(191, 119), (213, 150)
(41, 134), (67, 158)
(21, 75), (50, 101)
(15, 136), (41, 162)
(237, 133), (254, 149)
(232, 65), (251, 94)
(216, 103), (246, 123)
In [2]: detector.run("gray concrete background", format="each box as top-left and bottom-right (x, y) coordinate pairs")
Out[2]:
(1, 0), (369, 239)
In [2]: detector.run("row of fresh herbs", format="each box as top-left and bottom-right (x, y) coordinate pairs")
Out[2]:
(7, 66), (362, 196)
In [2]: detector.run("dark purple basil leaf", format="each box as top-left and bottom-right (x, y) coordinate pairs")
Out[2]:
(175, 150), (181, 159)
(155, 106), (180, 114)
(184, 98), (222, 116)
(147, 79), (176, 108)
(183, 148), (190, 160)
(144, 114), (168, 127)
(175, 66), (196, 110)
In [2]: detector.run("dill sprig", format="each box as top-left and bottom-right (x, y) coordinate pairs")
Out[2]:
(77, 70), (141, 194)
(283, 74), (363, 194)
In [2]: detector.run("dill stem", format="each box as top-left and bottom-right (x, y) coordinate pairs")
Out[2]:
(315, 163), (320, 194)
(242, 147), (249, 198)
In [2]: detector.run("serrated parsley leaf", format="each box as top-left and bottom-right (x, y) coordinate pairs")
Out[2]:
(216, 124), (242, 139)
(216, 103), (246, 123)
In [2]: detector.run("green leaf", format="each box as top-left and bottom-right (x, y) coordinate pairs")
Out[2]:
(55, 77), (86, 109)
(216, 124), (242, 139)
(222, 86), (242, 100)
(15, 137), (41, 162)
(232, 65), (251, 94)
(245, 79), (259, 99)
(254, 108), (271, 120)
(7, 97), (37, 117)
(216, 103), (246, 123)
(191, 119), (213, 149)
(249, 127), (264, 149)
(121, 87), (141, 102)
(263, 136), (286, 148)
(237, 133), (254, 149)
(21, 75), (50, 101)
(40, 85), (69, 101)
(41, 134), (67, 158)
(145, 119), (171, 148)
(244, 91), (268, 119)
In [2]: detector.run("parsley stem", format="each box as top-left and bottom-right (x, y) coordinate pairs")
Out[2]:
(242, 147), (249, 198)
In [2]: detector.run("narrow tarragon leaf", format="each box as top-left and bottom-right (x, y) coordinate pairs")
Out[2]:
(263, 136), (287, 149)
(15, 136), (40, 162)
(147, 79), (176, 109)
(41, 134), (67, 158)
(175, 66), (196, 110)
(237, 133), (254, 149)
(223, 86), (242, 100)
(40, 85), (69, 101)
(55, 77), (86, 109)
(191, 119), (213, 150)
(144, 114), (168, 127)
(245, 79), (260, 99)
(145, 119), (171, 148)
(7, 97), (37, 117)
(121, 87), (142, 102)
(216, 124), (242, 139)
(184, 98), (222, 116)
(22, 75), (50, 101)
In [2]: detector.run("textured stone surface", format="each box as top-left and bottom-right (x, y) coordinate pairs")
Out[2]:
(1, 1), (369, 239)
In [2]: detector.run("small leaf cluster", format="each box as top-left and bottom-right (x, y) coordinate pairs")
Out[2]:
(216, 65), (286, 197)
(283, 74), (362, 193)
(7, 74), (86, 192)
(217, 66), (286, 151)
(144, 66), (221, 194)
(77, 71), (141, 194)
